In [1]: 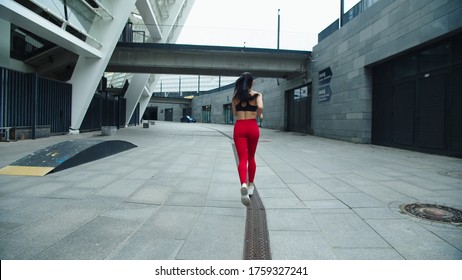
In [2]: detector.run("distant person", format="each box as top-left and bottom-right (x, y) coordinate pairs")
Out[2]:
(232, 72), (264, 206)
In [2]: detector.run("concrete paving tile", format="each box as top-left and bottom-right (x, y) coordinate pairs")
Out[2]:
(206, 199), (243, 208)
(175, 177), (211, 193)
(258, 187), (296, 198)
(352, 184), (412, 204)
(0, 199), (114, 259)
(165, 192), (207, 207)
(255, 174), (286, 188)
(266, 209), (319, 231)
(128, 185), (174, 205)
(0, 237), (50, 259)
(269, 231), (337, 260)
(14, 181), (68, 197)
(95, 179), (145, 198)
(0, 197), (74, 224)
(334, 192), (386, 208)
(152, 172), (184, 185)
(0, 221), (24, 237)
(413, 169), (462, 185)
(366, 219), (462, 259)
(254, 166), (277, 175)
(101, 202), (159, 221)
(288, 183), (336, 201)
(420, 224), (462, 251)
(262, 197), (305, 209)
(399, 176), (458, 191)
(124, 168), (158, 181)
(352, 169), (397, 182)
(176, 212), (245, 259)
(263, 162), (295, 173)
(303, 200), (349, 209)
(435, 189), (462, 201)
(201, 206), (245, 218)
(34, 216), (140, 260)
(313, 213), (389, 248)
(210, 170), (238, 183)
(0, 196), (34, 211)
(140, 206), (202, 240)
(276, 171), (310, 184)
(312, 178), (358, 193)
(109, 237), (184, 260)
(184, 168), (214, 179)
(333, 248), (404, 260)
(47, 186), (97, 199)
(335, 173), (376, 187)
(72, 174), (118, 189)
(379, 180), (439, 198)
(353, 207), (403, 220)
(300, 168), (332, 179)
(206, 182), (238, 202)
(309, 208), (355, 214)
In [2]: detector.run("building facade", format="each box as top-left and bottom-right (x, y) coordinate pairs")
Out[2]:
(187, 0), (462, 157)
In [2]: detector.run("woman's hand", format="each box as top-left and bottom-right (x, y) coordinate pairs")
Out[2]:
(258, 113), (263, 120)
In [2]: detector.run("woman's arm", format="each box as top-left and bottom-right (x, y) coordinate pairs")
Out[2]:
(256, 93), (263, 119)
(231, 99), (237, 117)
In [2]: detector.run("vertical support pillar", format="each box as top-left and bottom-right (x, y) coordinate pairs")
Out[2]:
(70, 0), (137, 131)
(32, 74), (37, 139)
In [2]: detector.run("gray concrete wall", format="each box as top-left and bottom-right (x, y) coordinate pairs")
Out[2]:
(147, 103), (189, 122)
(310, 0), (462, 143)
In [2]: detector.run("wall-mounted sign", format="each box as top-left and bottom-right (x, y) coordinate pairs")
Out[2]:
(318, 67), (332, 102)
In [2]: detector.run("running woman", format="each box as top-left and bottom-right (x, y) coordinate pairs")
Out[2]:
(232, 72), (264, 206)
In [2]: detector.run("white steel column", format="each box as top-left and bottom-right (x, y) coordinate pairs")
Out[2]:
(124, 73), (151, 124)
(70, 0), (137, 131)
(124, 0), (195, 126)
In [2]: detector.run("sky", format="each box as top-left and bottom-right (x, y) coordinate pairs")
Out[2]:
(156, 0), (360, 93)
(177, 0), (360, 51)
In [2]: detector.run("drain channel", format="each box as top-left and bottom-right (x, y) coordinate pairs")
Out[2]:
(244, 188), (272, 259)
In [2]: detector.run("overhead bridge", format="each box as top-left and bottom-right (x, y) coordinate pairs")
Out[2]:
(108, 43), (311, 79)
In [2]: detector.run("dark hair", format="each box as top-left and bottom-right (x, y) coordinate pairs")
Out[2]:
(233, 72), (254, 102)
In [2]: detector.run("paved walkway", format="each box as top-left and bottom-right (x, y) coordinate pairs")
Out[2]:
(0, 121), (461, 260)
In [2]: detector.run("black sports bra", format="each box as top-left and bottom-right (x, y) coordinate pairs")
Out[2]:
(236, 100), (258, 112)
(235, 94), (259, 112)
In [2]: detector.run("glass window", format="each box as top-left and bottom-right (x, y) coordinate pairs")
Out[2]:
(293, 86), (309, 101)
(419, 43), (451, 73)
(393, 54), (417, 79)
(202, 105), (211, 123)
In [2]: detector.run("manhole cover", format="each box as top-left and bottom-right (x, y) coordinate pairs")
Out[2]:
(400, 203), (462, 225)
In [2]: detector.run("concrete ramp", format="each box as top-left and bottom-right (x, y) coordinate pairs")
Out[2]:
(0, 139), (137, 176)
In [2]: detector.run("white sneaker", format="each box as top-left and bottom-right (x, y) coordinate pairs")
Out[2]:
(240, 183), (250, 206)
(248, 183), (255, 197)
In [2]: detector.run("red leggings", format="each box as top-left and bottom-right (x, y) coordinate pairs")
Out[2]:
(233, 119), (260, 184)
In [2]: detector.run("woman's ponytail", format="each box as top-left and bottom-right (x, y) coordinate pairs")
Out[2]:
(233, 72), (254, 101)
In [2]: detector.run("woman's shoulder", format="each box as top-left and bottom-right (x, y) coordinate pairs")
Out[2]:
(251, 91), (262, 97)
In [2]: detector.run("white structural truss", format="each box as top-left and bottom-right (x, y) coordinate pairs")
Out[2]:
(0, 0), (196, 130)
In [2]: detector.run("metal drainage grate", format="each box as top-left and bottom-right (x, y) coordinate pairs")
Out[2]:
(400, 203), (462, 225)
(244, 188), (272, 260)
